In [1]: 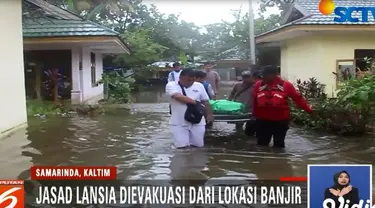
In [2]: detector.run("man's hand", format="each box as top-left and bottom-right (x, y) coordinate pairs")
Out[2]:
(172, 93), (196, 104)
(339, 186), (352, 196)
(207, 113), (214, 122)
(203, 100), (214, 122)
(329, 188), (341, 196)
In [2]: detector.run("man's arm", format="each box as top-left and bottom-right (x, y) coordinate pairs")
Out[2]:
(227, 83), (239, 100)
(167, 72), (173, 82)
(251, 82), (260, 116)
(285, 82), (312, 113)
(215, 72), (221, 92)
(200, 85), (214, 121)
(203, 100), (214, 121)
(207, 84), (215, 99)
(246, 86), (255, 108)
(166, 82), (196, 104)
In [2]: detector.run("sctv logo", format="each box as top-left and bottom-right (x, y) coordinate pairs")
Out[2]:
(318, 0), (375, 22)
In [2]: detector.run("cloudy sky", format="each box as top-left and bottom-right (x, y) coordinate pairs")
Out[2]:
(143, 1), (280, 26)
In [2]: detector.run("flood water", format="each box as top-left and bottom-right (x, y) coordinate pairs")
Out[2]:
(1, 84), (375, 183)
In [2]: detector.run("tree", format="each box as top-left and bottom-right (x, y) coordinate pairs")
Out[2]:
(46, 0), (195, 64)
(260, 0), (294, 14)
(198, 8), (282, 60)
(85, 2), (200, 62)
(47, 0), (135, 20)
(114, 28), (168, 67)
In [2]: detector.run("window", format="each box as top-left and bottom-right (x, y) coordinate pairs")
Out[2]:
(91, 52), (96, 86)
(335, 59), (355, 85)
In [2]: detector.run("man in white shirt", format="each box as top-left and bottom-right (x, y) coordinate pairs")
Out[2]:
(166, 68), (214, 148)
(167, 62), (182, 82)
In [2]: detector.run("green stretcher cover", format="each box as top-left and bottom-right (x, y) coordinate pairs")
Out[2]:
(208, 99), (247, 115)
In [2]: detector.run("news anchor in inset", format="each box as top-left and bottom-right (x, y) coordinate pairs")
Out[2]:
(324, 170), (359, 207)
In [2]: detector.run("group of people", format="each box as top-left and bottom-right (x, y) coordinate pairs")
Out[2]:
(165, 62), (313, 149)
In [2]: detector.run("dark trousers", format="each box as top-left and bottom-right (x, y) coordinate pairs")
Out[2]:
(244, 120), (256, 136)
(204, 113), (213, 129)
(256, 119), (289, 148)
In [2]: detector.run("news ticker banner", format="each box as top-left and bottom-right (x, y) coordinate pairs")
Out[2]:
(4, 180), (307, 208)
(0, 164), (373, 208)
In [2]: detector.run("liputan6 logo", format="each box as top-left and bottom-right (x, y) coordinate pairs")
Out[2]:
(0, 180), (24, 208)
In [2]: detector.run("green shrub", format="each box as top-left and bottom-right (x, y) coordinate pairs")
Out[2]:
(26, 100), (63, 116)
(98, 71), (135, 103)
(291, 76), (375, 135)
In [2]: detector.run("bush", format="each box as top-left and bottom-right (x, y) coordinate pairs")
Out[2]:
(27, 100), (108, 118)
(295, 77), (327, 99)
(26, 100), (63, 116)
(291, 76), (375, 135)
(99, 71), (135, 103)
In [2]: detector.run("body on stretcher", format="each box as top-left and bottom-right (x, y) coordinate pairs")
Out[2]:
(208, 99), (253, 123)
(208, 99), (255, 135)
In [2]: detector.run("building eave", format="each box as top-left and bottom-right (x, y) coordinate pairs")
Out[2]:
(256, 24), (375, 44)
(23, 36), (131, 54)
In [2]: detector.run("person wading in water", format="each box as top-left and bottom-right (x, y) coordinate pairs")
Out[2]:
(203, 62), (220, 96)
(194, 70), (215, 128)
(228, 70), (256, 132)
(166, 68), (214, 149)
(167, 62), (182, 82)
(168, 62), (182, 114)
(252, 66), (313, 148)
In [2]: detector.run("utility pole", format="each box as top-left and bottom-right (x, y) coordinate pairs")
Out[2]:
(248, 0), (256, 66)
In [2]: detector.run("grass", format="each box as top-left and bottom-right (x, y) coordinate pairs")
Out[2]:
(26, 100), (63, 116)
(26, 99), (114, 117)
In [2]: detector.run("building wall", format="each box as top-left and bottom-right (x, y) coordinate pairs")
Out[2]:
(280, 44), (289, 79)
(0, 0), (27, 136)
(281, 35), (331, 96)
(75, 48), (104, 104)
(282, 33), (375, 96)
(317, 33), (375, 96)
(215, 68), (236, 81)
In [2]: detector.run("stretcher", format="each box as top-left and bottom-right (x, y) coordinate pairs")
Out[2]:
(213, 113), (254, 123)
(212, 113), (256, 136)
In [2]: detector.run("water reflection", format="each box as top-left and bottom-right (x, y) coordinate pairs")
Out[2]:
(170, 149), (209, 180)
(0, 126), (32, 179)
(23, 118), (74, 166)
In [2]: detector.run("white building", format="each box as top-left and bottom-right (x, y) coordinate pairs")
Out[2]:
(23, 0), (130, 104)
(0, 0), (27, 137)
(0, 0), (130, 137)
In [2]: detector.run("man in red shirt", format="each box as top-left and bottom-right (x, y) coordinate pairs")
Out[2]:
(252, 66), (312, 148)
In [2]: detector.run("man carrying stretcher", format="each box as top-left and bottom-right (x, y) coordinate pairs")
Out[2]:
(227, 70), (257, 134)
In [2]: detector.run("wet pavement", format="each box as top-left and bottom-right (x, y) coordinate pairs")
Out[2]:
(1, 85), (375, 185)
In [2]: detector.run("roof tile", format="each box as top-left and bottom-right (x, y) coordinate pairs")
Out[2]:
(296, 0), (375, 25)
(257, 0), (375, 37)
(23, 0), (118, 38)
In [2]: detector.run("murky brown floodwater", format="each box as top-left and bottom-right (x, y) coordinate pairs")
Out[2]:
(1, 84), (375, 183)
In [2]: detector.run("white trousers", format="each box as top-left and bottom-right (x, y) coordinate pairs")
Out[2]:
(170, 124), (206, 148)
